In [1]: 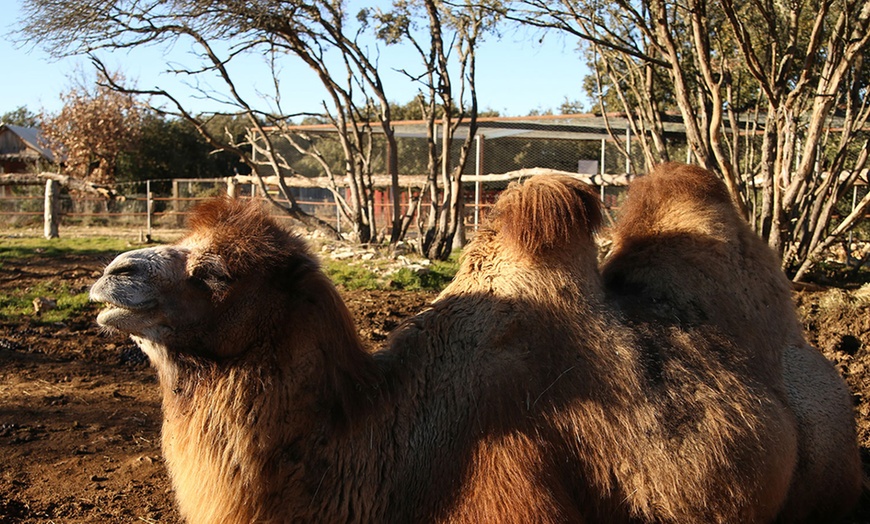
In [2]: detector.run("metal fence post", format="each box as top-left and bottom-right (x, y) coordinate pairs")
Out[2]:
(474, 134), (484, 231)
(600, 139), (606, 202)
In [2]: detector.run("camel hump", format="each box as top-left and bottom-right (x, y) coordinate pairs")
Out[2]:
(644, 163), (731, 203)
(628, 163), (733, 218)
(491, 174), (602, 256)
(612, 163), (738, 242)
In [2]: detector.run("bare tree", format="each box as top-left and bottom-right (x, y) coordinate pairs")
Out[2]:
(19, 0), (414, 242)
(376, 0), (494, 260)
(506, 0), (870, 279)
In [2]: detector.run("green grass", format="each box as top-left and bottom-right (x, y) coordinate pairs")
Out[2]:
(323, 260), (383, 290)
(0, 235), (462, 324)
(323, 252), (461, 292)
(0, 236), (136, 261)
(387, 256), (460, 291)
(0, 280), (94, 324)
(0, 236), (140, 323)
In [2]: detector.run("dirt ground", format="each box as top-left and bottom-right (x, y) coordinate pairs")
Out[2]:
(1, 250), (870, 523)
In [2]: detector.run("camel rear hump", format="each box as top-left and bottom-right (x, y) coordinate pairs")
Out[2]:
(604, 162), (862, 522)
(603, 162), (798, 358)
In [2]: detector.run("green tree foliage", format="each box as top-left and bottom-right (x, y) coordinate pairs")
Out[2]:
(1, 106), (40, 127)
(558, 98), (585, 115)
(117, 112), (248, 183)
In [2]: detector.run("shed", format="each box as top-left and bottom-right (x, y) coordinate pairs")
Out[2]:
(0, 124), (56, 173)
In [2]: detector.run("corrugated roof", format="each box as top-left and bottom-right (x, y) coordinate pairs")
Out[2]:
(0, 124), (57, 162)
(276, 113), (691, 141)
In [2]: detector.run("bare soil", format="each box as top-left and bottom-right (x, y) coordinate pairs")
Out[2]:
(1, 251), (869, 523)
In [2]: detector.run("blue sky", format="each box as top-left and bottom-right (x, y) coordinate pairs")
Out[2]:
(1, 0), (590, 119)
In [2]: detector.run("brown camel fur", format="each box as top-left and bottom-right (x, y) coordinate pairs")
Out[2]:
(602, 162), (862, 521)
(92, 176), (802, 523)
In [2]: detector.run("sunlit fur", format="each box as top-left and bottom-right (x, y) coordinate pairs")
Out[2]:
(442, 175), (795, 523)
(90, 172), (836, 523)
(603, 162), (862, 521)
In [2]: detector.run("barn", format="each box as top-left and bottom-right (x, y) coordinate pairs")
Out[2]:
(0, 123), (56, 174)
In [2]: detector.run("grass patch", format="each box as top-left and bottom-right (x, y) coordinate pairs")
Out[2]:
(323, 252), (460, 292)
(323, 260), (383, 290)
(0, 281), (94, 324)
(0, 236), (135, 261)
(0, 236), (462, 323)
(388, 256), (460, 291)
(0, 235), (137, 323)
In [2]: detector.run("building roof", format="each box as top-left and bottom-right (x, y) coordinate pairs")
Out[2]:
(0, 123), (57, 163)
(276, 111), (866, 141)
(281, 113), (691, 141)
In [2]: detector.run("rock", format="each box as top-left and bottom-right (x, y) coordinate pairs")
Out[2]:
(330, 248), (356, 260)
(32, 297), (57, 316)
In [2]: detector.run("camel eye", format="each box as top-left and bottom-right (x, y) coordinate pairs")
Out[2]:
(107, 263), (138, 277)
(186, 274), (212, 291)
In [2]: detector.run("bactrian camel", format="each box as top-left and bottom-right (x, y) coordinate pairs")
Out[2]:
(91, 169), (859, 523)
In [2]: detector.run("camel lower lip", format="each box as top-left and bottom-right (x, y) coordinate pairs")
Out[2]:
(96, 304), (155, 328)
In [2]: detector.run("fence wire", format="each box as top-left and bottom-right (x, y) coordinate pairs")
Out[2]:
(1, 129), (866, 246)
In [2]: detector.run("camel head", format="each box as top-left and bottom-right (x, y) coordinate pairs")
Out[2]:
(90, 198), (318, 361)
(90, 244), (205, 341)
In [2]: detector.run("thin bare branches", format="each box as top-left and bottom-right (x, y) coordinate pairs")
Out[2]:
(507, 0), (870, 279)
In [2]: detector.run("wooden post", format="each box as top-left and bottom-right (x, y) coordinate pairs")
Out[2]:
(44, 179), (60, 239)
(226, 177), (238, 198)
(172, 179), (181, 227)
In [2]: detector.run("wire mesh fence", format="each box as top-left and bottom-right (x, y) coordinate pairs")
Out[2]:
(0, 177), (629, 241)
(1, 116), (866, 246)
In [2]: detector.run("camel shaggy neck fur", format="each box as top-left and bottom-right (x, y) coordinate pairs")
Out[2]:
(91, 173), (857, 523)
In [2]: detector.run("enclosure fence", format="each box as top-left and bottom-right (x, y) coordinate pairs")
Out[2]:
(2, 113), (867, 243)
(0, 172), (631, 240)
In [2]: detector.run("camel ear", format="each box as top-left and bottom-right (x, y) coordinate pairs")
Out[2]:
(492, 175), (602, 256)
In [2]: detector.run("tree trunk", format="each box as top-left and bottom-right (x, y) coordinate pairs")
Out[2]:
(452, 186), (466, 250)
(386, 132), (403, 244)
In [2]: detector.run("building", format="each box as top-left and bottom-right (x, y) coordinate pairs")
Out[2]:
(0, 124), (56, 173)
